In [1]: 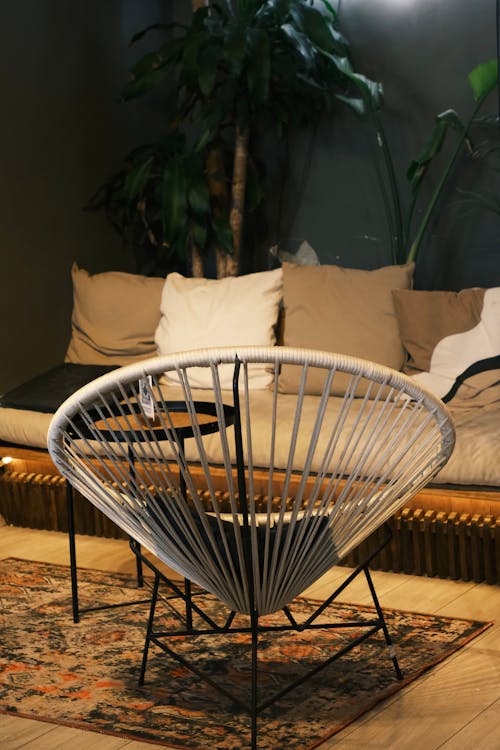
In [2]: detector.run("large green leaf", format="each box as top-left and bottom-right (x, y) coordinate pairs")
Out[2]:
(121, 66), (171, 101)
(191, 222), (208, 250)
(348, 73), (384, 110)
(280, 24), (316, 70)
(247, 28), (270, 105)
(259, 0), (289, 25)
(199, 96), (228, 133)
(468, 59), (498, 102)
(335, 94), (366, 116)
(123, 158), (153, 203)
(317, 0), (337, 21)
(187, 161), (211, 216)
(223, 28), (247, 75)
(198, 41), (221, 96)
(129, 22), (181, 46)
(231, 0), (261, 23)
(153, 38), (186, 69)
(212, 215), (234, 253)
(319, 52), (383, 110)
(129, 52), (164, 78)
(193, 127), (214, 154)
(182, 30), (205, 82)
(407, 109), (466, 191)
(289, 1), (346, 56)
(160, 160), (187, 243)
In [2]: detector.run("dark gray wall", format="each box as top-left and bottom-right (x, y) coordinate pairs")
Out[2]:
(1, 0), (499, 394)
(281, 0), (500, 290)
(0, 1), (170, 393)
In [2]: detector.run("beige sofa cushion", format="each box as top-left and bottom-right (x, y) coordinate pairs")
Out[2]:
(65, 264), (164, 365)
(154, 269), (283, 389)
(279, 261), (414, 395)
(393, 287), (500, 401)
(1, 384), (499, 487)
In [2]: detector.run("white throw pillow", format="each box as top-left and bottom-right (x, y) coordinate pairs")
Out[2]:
(154, 269), (283, 388)
(393, 286), (500, 401)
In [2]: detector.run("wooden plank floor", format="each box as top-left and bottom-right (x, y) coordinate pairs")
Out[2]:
(0, 523), (499, 750)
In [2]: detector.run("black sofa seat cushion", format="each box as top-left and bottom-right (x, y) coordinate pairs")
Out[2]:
(0, 363), (118, 414)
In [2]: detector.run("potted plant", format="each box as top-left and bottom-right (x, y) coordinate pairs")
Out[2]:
(88, 0), (382, 277)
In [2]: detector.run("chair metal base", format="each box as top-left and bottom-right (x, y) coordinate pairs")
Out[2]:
(131, 524), (402, 750)
(66, 482), (149, 623)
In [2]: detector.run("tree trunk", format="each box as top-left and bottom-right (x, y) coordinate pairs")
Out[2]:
(226, 125), (249, 277)
(191, 245), (204, 277)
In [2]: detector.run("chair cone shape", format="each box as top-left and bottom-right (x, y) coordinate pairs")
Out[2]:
(48, 346), (455, 616)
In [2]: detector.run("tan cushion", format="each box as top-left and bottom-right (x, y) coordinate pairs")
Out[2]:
(279, 261), (414, 395)
(393, 287), (500, 401)
(65, 263), (164, 365)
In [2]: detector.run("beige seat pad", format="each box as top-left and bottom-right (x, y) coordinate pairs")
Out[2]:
(0, 387), (498, 488)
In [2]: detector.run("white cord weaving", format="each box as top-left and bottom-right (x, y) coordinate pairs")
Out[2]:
(48, 346), (455, 615)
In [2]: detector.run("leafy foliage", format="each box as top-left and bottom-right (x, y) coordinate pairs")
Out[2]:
(88, 0), (382, 274)
(371, 59), (498, 264)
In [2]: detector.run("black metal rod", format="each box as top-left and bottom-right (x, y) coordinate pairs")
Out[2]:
(177, 435), (193, 629)
(149, 632), (251, 712)
(250, 608), (259, 750)
(66, 481), (79, 624)
(184, 578), (193, 630)
(303, 523), (393, 628)
(128, 444), (144, 588)
(129, 538), (234, 632)
(79, 597), (151, 614)
(150, 617), (381, 640)
(66, 474), (146, 622)
(139, 572), (161, 686)
(232, 356), (256, 616)
(256, 624), (381, 713)
(363, 565), (403, 680)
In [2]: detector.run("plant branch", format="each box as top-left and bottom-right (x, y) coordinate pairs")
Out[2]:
(407, 98), (484, 263)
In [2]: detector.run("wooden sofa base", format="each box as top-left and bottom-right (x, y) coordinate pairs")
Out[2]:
(1, 446), (500, 584)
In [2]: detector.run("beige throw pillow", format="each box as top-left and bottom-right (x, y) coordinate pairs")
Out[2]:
(393, 287), (500, 402)
(154, 269), (283, 389)
(279, 261), (414, 395)
(65, 263), (164, 365)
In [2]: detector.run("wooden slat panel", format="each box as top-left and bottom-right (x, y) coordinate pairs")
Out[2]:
(2, 444), (500, 514)
(2, 451), (500, 584)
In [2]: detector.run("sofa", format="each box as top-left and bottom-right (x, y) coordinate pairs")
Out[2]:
(1, 260), (499, 583)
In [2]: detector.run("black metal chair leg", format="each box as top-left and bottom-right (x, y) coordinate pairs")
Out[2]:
(139, 572), (161, 686)
(134, 540), (144, 587)
(363, 565), (404, 680)
(250, 609), (258, 750)
(184, 578), (193, 629)
(66, 481), (80, 624)
(67, 484), (148, 623)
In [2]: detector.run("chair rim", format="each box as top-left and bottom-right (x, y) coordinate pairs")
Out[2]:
(47, 345), (455, 454)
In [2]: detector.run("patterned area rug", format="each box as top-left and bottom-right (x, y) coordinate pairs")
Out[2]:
(0, 558), (491, 749)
